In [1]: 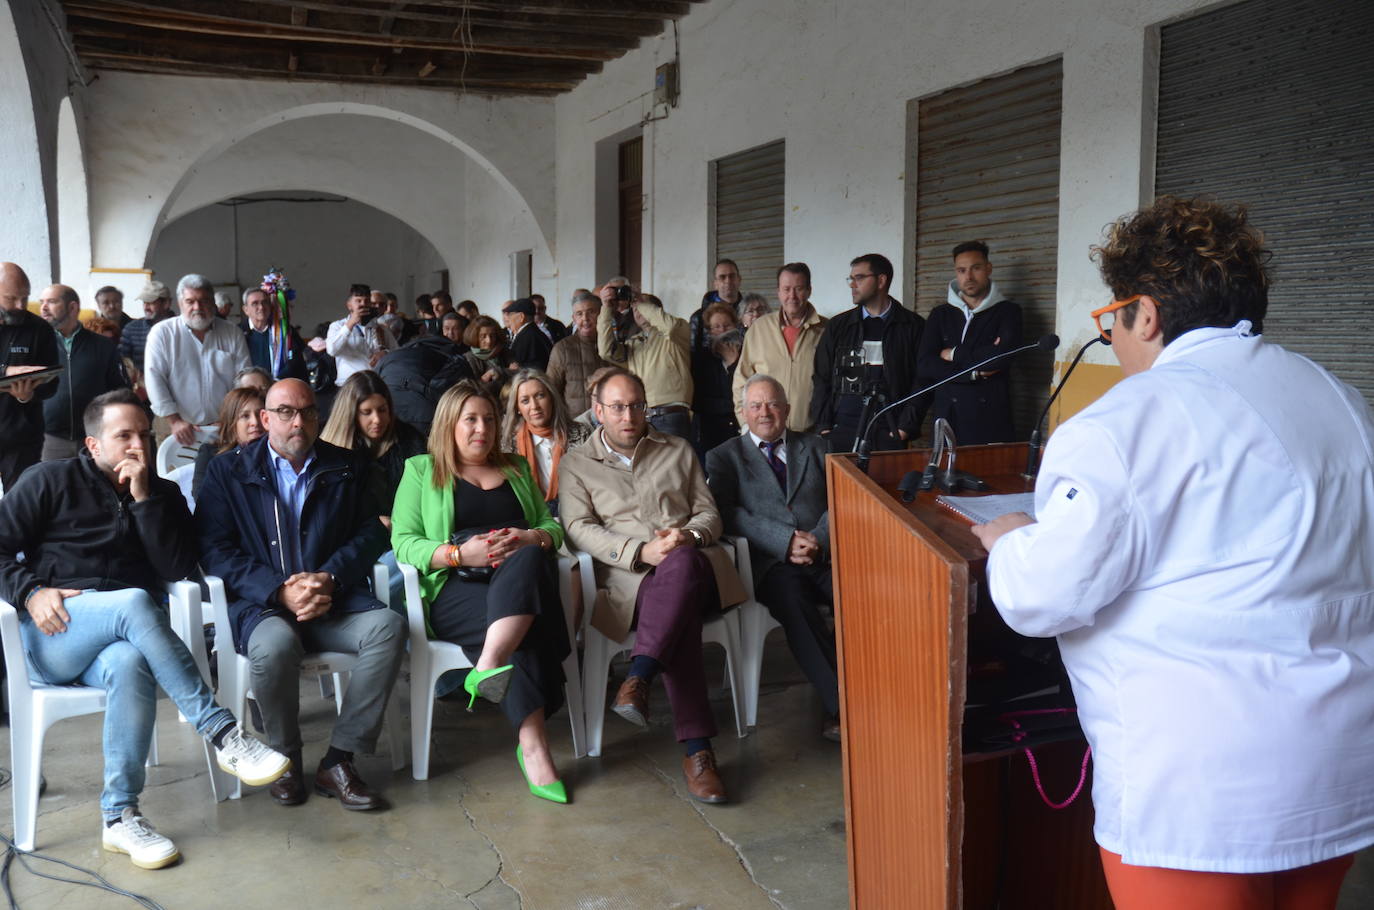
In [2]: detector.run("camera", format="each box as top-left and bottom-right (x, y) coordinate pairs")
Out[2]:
(838, 348), (866, 396)
(614, 285), (634, 302)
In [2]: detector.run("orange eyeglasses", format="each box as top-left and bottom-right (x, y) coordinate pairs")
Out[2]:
(1089, 294), (1141, 343)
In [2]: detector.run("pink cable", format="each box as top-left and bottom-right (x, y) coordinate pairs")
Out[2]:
(998, 708), (1093, 810)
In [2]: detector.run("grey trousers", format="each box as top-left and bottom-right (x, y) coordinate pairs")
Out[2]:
(246, 609), (406, 756)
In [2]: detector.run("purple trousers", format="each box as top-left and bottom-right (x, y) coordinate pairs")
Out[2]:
(632, 546), (720, 741)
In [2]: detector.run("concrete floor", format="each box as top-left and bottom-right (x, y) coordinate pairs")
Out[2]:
(4, 635), (1374, 910)
(0, 641), (849, 910)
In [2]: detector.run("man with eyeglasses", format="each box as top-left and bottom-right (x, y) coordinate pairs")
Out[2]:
(972, 197), (1374, 908)
(916, 240), (1023, 444)
(144, 274), (252, 446)
(559, 369), (749, 803)
(196, 378), (405, 812)
(811, 254), (927, 453)
(706, 374), (839, 742)
(690, 259), (744, 354)
(242, 287), (308, 382)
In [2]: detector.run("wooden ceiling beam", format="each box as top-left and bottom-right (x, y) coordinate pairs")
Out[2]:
(399, 0), (693, 19)
(65, 2), (631, 60)
(235, 0), (666, 38)
(72, 30), (602, 79)
(77, 50), (576, 94)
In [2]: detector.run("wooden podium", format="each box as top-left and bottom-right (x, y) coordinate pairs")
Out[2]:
(827, 444), (1111, 910)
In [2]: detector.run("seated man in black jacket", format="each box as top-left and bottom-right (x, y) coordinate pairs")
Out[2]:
(0, 389), (288, 870)
(196, 378), (404, 812)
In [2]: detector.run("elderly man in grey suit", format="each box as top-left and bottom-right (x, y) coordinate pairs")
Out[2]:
(706, 374), (839, 742)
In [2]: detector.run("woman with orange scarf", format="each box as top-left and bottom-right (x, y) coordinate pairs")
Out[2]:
(501, 368), (589, 517)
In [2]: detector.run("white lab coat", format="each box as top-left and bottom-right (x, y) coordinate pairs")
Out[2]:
(987, 322), (1374, 873)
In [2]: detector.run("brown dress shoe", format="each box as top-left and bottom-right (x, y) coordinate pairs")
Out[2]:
(821, 715), (842, 743)
(314, 759), (387, 811)
(682, 750), (727, 804)
(611, 676), (650, 727)
(270, 752), (307, 806)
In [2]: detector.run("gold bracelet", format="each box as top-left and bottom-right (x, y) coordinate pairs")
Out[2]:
(446, 545), (461, 568)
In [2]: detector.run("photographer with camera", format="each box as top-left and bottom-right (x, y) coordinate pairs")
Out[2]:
(596, 278), (694, 439)
(810, 254), (927, 453)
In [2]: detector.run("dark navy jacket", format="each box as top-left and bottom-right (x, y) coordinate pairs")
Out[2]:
(194, 435), (389, 653)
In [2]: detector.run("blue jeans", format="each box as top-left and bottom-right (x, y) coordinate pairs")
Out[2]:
(18, 589), (233, 821)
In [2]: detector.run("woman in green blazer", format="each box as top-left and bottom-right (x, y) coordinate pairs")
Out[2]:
(392, 380), (571, 802)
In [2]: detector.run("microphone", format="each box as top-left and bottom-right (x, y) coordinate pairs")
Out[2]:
(1022, 336), (1107, 479)
(855, 333), (1059, 473)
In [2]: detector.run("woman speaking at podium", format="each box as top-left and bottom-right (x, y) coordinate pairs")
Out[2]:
(971, 197), (1374, 910)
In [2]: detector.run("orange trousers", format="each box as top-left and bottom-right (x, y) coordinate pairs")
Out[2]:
(1100, 848), (1354, 910)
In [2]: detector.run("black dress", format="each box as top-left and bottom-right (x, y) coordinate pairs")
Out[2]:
(426, 478), (569, 726)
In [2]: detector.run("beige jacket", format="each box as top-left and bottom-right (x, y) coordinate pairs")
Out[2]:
(731, 305), (828, 431)
(558, 427), (747, 642)
(546, 334), (610, 416)
(597, 303), (693, 408)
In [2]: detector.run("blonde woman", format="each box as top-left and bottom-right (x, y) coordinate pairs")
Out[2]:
(500, 368), (589, 515)
(391, 381), (570, 803)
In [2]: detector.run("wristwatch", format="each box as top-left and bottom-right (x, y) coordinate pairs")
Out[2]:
(686, 528), (705, 548)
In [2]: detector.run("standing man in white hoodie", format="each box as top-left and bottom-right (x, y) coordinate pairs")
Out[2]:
(916, 241), (1023, 443)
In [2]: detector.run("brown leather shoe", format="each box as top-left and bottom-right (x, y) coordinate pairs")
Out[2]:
(314, 759), (387, 811)
(269, 752), (307, 806)
(821, 715), (842, 743)
(682, 750), (727, 804)
(611, 676), (650, 727)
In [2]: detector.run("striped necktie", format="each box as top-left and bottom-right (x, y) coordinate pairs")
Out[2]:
(760, 439), (787, 491)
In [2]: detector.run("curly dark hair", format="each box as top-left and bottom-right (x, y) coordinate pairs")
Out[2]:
(1091, 196), (1270, 344)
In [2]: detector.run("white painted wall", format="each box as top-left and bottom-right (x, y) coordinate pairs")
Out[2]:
(148, 195), (445, 333)
(1, 0), (69, 288)
(554, 0), (1219, 367)
(56, 95), (92, 294)
(81, 73), (556, 276)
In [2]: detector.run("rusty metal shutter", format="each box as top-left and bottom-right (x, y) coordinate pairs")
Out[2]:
(912, 58), (1062, 439)
(710, 139), (785, 298)
(1156, 0), (1374, 401)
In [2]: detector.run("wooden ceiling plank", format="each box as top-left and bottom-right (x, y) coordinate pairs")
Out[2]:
(64, 6), (622, 61)
(72, 30), (602, 78)
(78, 49), (578, 90)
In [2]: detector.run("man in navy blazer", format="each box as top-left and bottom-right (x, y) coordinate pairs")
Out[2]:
(196, 378), (405, 811)
(706, 374), (839, 741)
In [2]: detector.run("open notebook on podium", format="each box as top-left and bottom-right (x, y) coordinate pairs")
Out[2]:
(936, 491), (1037, 524)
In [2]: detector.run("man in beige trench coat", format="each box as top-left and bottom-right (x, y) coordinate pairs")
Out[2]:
(559, 369), (748, 804)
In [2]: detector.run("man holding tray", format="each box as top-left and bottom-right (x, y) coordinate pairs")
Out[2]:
(971, 197), (1374, 910)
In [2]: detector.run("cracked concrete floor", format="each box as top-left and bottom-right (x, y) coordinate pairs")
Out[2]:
(0, 638), (849, 909)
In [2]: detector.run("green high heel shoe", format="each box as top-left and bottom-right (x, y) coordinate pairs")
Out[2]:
(463, 664), (514, 712)
(517, 745), (568, 804)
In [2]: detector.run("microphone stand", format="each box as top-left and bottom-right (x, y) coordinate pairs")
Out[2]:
(1022, 336), (1106, 480)
(855, 334), (1060, 474)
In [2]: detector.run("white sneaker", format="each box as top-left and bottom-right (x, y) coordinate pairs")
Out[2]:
(215, 726), (291, 787)
(102, 808), (179, 870)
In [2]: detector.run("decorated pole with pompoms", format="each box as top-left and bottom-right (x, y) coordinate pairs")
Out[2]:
(260, 267), (296, 378)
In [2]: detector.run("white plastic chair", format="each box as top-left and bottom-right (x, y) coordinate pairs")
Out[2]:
(401, 556), (586, 781)
(155, 427), (213, 479)
(575, 549), (747, 758)
(204, 569), (407, 800)
(723, 536), (782, 730)
(0, 586), (220, 851)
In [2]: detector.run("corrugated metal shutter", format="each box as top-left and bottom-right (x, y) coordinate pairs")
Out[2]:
(913, 58), (1062, 439)
(712, 139), (785, 297)
(1156, 0), (1374, 401)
